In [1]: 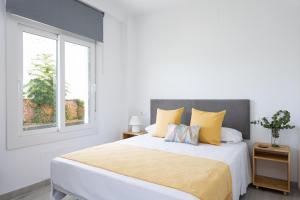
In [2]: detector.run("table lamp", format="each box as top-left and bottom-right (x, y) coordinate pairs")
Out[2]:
(129, 116), (142, 133)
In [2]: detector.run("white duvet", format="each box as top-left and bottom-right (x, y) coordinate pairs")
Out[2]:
(51, 134), (251, 200)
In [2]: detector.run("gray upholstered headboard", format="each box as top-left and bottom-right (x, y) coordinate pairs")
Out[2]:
(150, 99), (250, 139)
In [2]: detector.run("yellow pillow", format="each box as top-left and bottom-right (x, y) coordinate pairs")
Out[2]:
(190, 108), (226, 145)
(153, 108), (184, 138)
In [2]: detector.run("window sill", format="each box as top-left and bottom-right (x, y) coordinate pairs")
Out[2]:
(7, 127), (97, 150)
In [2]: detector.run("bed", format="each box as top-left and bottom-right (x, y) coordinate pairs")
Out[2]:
(51, 99), (251, 200)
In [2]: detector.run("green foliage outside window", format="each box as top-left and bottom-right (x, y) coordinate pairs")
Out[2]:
(76, 99), (85, 120)
(24, 54), (85, 125)
(24, 54), (56, 107)
(24, 54), (56, 124)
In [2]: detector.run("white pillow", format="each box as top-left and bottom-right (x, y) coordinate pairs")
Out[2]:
(145, 123), (181, 136)
(221, 127), (243, 143)
(145, 124), (156, 134)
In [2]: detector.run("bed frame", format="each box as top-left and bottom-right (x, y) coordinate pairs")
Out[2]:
(150, 99), (250, 139)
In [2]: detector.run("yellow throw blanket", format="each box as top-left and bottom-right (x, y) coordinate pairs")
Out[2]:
(62, 143), (232, 200)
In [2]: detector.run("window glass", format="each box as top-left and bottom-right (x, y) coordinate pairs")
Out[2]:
(22, 32), (57, 131)
(65, 42), (90, 126)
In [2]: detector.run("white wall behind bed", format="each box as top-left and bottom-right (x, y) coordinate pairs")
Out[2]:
(0, 0), (129, 195)
(126, 0), (300, 182)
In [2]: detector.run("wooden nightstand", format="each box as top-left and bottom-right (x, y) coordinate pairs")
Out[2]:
(123, 131), (145, 139)
(252, 143), (291, 195)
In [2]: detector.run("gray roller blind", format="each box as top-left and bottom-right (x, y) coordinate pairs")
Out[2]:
(6, 0), (104, 42)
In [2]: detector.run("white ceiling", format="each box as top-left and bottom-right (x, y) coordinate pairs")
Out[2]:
(110, 0), (188, 15)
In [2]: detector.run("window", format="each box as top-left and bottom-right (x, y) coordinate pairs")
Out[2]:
(65, 42), (90, 126)
(6, 15), (97, 149)
(23, 32), (58, 131)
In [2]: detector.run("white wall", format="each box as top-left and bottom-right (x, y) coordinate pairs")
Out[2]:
(127, 0), (300, 181)
(0, 0), (128, 195)
(81, 0), (129, 22)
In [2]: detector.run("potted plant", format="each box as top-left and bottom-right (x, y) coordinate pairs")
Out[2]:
(251, 110), (295, 147)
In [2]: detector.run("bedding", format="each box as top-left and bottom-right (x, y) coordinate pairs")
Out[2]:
(62, 143), (232, 200)
(165, 124), (200, 145)
(153, 107), (184, 137)
(147, 124), (243, 144)
(145, 123), (156, 133)
(51, 134), (251, 200)
(190, 109), (226, 145)
(221, 127), (243, 143)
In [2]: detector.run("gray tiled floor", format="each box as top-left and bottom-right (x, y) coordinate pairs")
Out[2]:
(11, 184), (300, 200)
(10, 185), (75, 200)
(240, 186), (300, 200)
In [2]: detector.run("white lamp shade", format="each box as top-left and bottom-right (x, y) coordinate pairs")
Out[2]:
(129, 116), (142, 126)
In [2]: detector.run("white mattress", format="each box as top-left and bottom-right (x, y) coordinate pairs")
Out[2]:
(51, 134), (251, 200)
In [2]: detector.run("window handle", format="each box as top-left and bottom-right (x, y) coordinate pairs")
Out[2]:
(91, 84), (96, 94)
(17, 80), (22, 94)
(91, 84), (96, 112)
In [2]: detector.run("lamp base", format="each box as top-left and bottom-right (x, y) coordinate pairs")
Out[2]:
(131, 126), (141, 133)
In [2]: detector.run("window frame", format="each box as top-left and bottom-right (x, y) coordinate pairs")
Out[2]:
(20, 25), (59, 136)
(6, 14), (98, 150)
(59, 35), (96, 133)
